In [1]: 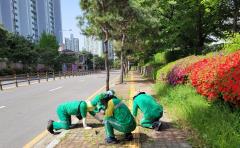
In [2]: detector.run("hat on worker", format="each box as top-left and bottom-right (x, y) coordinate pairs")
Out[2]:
(133, 90), (146, 100)
(106, 90), (115, 97)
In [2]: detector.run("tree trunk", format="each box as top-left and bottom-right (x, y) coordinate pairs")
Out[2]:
(102, 27), (110, 91)
(104, 40), (110, 91)
(126, 60), (130, 73)
(123, 61), (126, 76)
(120, 34), (125, 84)
(233, 0), (239, 32)
(124, 59), (128, 74)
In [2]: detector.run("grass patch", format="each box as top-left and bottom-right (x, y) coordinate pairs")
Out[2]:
(155, 82), (240, 148)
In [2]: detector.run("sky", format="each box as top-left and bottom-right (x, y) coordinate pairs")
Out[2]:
(60, 0), (84, 49)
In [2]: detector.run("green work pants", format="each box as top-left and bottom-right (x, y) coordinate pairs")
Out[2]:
(53, 106), (71, 130)
(140, 112), (163, 128)
(104, 117), (136, 138)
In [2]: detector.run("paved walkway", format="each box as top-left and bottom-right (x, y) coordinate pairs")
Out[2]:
(44, 71), (191, 148)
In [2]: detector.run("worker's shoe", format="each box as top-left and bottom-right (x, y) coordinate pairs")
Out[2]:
(105, 137), (119, 144)
(153, 121), (162, 131)
(124, 133), (133, 141)
(47, 120), (54, 134)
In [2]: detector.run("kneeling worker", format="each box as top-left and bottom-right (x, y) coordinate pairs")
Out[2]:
(47, 100), (94, 134)
(132, 91), (163, 131)
(90, 90), (116, 114)
(101, 91), (136, 144)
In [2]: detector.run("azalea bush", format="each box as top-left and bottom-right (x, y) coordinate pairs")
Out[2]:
(166, 56), (203, 85)
(167, 66), (187, 85)
(187, 51), (240, 106)
(217, 51), (240, 106)
(156, 47), (240, 106)
(187, 57), (223, 100)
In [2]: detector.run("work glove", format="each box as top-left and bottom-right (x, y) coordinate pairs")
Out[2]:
(84, 126), (92, 130)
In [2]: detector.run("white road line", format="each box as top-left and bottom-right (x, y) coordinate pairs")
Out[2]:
(0, 106), (6, 109)
(49, 86), (63, 92)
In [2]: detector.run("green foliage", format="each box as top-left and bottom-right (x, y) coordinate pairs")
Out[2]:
(0, 27), (8, 58)
(125, 0), (240, 65)
(113, 59), (120, 69)
(93, 55), (105, 70)
(52, 54), (77, 71)
(6, 34), (38, 65)
(224, 33), (240, 54)
(57, 54), (77, 64)
(0, 68), (13, 76)
(36, 33), (59, 69)
(154, 51), (166, 64)
(0, 28), (38, 66)
(0, 27), (78, 74)
(79, 51), (94, 69)
(164, 48), (198, 63)
(155, 83), (240, 147)
(156, 61), (177, 81)
(38, 32), (59, 49)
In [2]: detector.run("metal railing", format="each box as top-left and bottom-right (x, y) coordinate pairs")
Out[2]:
(0, 70), (99, 90)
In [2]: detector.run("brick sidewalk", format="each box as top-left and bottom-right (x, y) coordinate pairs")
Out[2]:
(50, 71), (191, 148)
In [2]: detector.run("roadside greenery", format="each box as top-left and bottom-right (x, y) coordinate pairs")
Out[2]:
(223, 33), (240, 54)
(155, 83), (240, 147)
(153, 37), (240, 147)
(0, 27), (77, 75)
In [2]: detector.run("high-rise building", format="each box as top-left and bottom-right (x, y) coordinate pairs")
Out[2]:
(0, 0), (62, 43)
(0, 0), (15, 32)
(73, 38), (79, 52)
(83, 36), (114, 59)
(83, 36), (101, 56)
(83, 36), (102, 56)
(64, 34), (79, 52)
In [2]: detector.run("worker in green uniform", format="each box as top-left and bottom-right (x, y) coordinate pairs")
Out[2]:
(90, 90), (115, 114)
(47, 100), (99, 134)
(132, 92), (163, 131)
(101, 92), (136, 144)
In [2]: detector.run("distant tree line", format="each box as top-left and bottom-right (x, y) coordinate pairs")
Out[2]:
(0, 26), (77, 75)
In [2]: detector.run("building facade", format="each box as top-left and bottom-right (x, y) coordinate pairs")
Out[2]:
(83, 36), (102, 56)
(83, 36), (114, 59)
(64, 34), (79, 52)
(0, 0), (62, 43)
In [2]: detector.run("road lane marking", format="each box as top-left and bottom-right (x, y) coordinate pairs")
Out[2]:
(0, 106), (6, 109)
(49, 87), (63, 92)
(24, 75), (120, 148)
(23, 130), (49, 148)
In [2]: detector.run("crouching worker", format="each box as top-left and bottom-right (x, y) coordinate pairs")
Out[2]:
(90, 90), (116, 115)
(47, 100), (92, 134)
(101, 91), (136, 144)
(132, 92), (163, 131)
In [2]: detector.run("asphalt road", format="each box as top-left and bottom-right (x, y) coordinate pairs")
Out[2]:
(0, 70), (120, 148)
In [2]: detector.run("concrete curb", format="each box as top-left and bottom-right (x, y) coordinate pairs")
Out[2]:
(46, 130), (68, 148)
